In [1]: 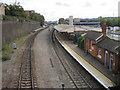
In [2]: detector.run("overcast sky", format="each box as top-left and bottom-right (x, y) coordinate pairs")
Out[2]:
(1, 0), (120, 21)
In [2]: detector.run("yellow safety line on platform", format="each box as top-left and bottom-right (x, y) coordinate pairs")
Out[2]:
(56, 33), (116, 88)
(63, 41), (114, 83)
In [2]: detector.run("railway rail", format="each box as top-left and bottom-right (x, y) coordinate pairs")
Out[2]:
(50, 28), (105, 89)
(16, 26), (104, 89)
(17, 27), (48, 89)
(18, 36), (33, 89)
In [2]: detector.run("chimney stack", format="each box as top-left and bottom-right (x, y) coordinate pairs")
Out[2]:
(102, 23), (107, 37)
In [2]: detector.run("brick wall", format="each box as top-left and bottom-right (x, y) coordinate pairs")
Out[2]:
(85, 37), (119, 72)
(113, 54), (119, 72)
(85, 38), (98, 57)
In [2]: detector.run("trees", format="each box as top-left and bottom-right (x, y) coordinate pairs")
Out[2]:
(99, 16), (120, 27)
(29, 13), (45, 26)
(58, 18), (65, 24)
(4, 3), (28, 18)
(3, 3), (45, 26)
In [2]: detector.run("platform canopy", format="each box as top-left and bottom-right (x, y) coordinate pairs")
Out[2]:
(54, 24), (73, 33)
(54, 24), (102, 33)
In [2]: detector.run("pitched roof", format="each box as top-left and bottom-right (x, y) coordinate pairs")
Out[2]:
(84, 31), (102, 40)
(97, 37), (120, 54)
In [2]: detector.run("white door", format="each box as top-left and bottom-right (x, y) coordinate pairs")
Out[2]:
(104, 51), (108, 67)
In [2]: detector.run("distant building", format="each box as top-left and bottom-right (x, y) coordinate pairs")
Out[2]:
(45, 21), (57, 25)
(69, 16), (73, 26)
(107, 26), (120, 41)
(118, 1), (120, 17)
(0, 3), (5, 15)
(25, 10), (35, 15)
(74, 18), (100, 27)
(74, 18), (80, 22)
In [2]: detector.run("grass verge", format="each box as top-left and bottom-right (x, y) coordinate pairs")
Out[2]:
(2, 35), (28, 61)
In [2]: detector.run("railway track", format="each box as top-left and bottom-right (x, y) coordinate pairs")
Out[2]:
(18, 34), (34, 89)
(16, 26), (103, 89)
(17, 27), (48, 89)
(50, 28), (104, 89)
(50, 29), (92, 89)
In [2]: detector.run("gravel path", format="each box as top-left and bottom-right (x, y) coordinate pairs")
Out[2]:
(2, 34), (31, 88)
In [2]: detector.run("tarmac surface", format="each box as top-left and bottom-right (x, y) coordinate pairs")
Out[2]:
(33, 28), (103, 88)
(33, 28), (73, 88)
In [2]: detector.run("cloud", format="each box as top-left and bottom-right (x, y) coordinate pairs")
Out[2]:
(55, 2), (62, 6)
(83, 2), (92, 7)
(63, 3), (70, 7)
(55, 2), (70, 7)
(100, 3), (107, 6)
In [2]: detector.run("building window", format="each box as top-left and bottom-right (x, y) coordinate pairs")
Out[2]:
(104, 50), (108, 67)
(109, 53), (114, 70)
(98, 48), (102, 58)
(110, 53), (113, 61)
(90, 40), (93, 51)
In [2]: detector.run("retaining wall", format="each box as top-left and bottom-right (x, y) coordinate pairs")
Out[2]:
(2, 20), (41, 44)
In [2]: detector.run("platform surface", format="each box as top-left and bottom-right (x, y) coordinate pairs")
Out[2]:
(55, 32), (116, 89)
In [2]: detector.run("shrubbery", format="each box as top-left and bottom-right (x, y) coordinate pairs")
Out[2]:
(2, 54), (10, 61)
(2, 35), (27, 61)
(77, 36), (85, 50)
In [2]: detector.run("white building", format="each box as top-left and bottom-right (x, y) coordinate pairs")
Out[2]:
(69, 16), (73, 26)
(118, 1), (120, 17)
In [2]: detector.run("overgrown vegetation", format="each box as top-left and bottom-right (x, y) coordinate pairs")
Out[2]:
(77, 36), (85, 50)
(2, 44), (14, 61)
(2, 35), (28, 61)
(3, 2), (45, 26)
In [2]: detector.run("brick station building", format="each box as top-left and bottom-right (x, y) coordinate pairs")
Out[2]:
(84, 23), (120, 72)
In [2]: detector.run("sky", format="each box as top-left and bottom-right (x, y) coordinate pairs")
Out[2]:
(1, 0), (120, 21)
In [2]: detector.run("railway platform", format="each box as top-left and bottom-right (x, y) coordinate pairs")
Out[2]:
(55, 32), (117, 89)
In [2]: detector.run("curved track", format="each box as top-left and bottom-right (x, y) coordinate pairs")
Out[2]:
(32, 26), (105, 89)
(50, 27), (105, 89)
(17, 27), (47, 89)
(18, 35), (33, 89)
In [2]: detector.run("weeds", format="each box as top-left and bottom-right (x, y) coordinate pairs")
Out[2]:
(2, 35), (28, 61)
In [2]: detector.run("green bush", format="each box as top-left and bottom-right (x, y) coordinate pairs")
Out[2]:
(77, 36), (85, 50)
(2, 54), (10, 61)
(3, 15), (18, 21)
(2, 44), (13, 61)
(80, 39), (85, 50)
(2, 35), (28, 61)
